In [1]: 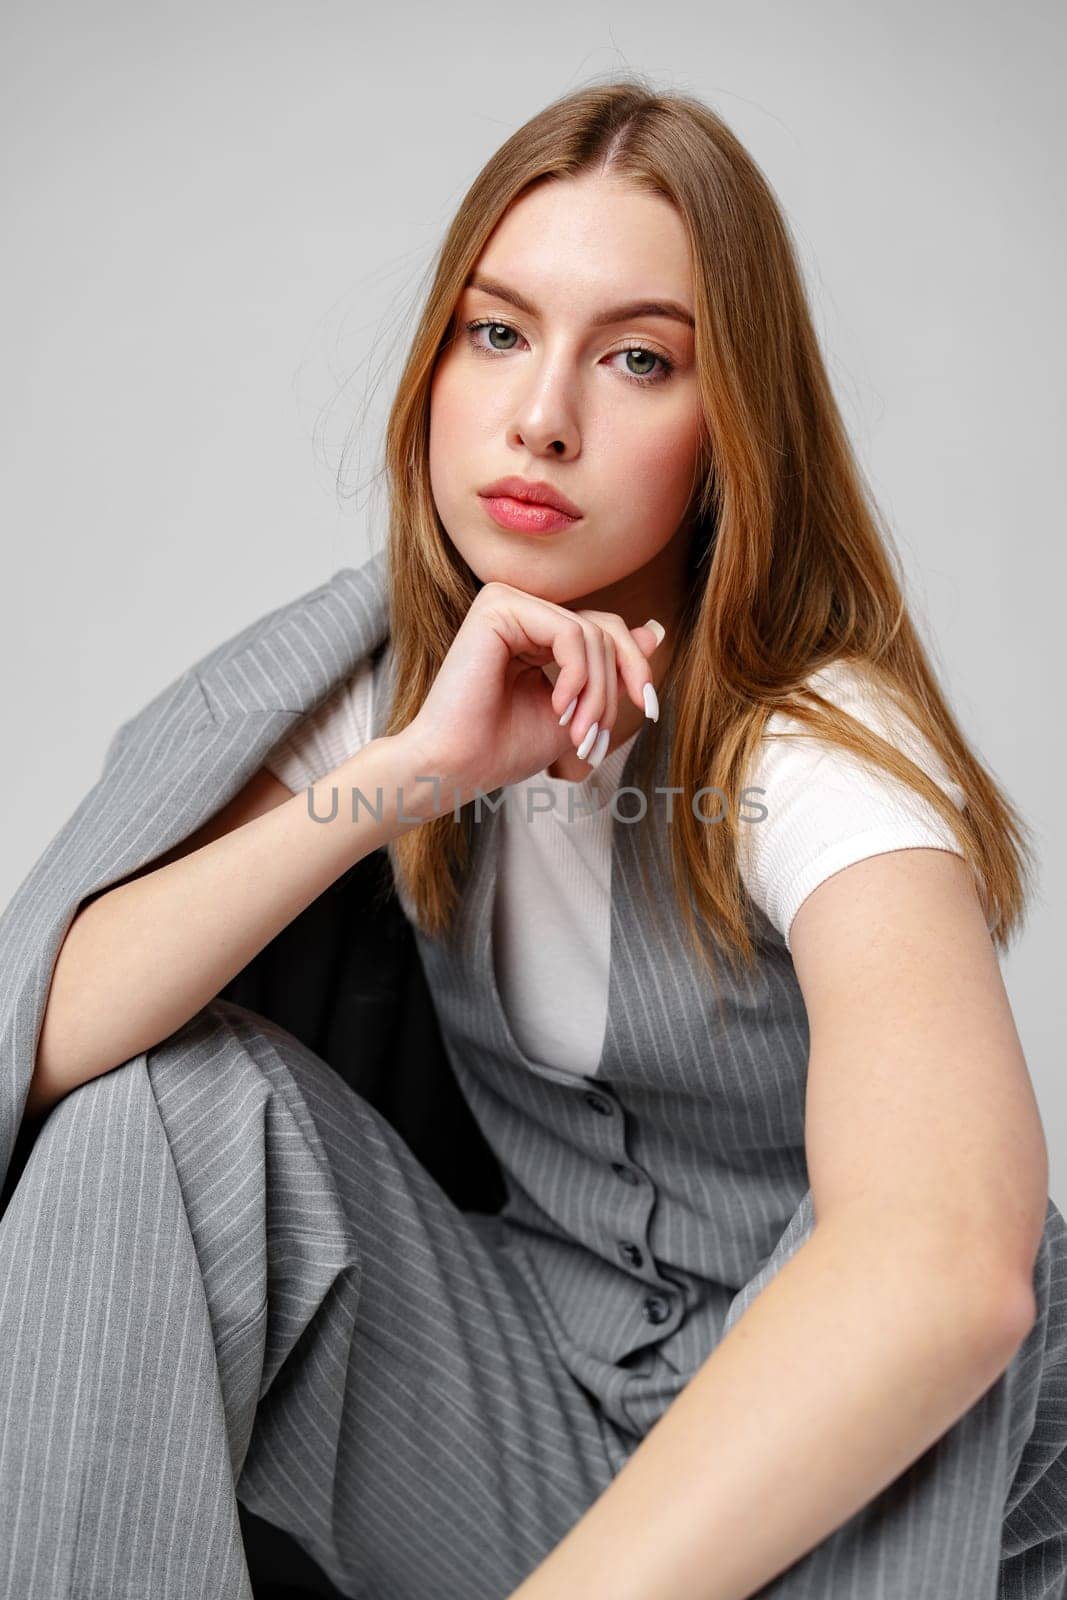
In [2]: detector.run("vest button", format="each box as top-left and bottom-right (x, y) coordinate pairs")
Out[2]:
(611, 1163), (641, 1186)
(583, 1090), (613, 1116)
(643, 1293), (672, 1325)
(618, 1241), (644, 1269)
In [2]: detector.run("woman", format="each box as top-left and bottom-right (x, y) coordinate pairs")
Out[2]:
(4, 77), (1065, 1600)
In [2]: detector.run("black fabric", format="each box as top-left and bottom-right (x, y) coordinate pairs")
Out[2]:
(219, 844), (507, 1216)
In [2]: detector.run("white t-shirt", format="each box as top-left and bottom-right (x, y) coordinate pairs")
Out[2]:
(263, 658), (982, 1078)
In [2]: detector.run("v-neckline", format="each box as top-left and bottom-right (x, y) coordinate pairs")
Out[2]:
(472, 721), (655, 1090)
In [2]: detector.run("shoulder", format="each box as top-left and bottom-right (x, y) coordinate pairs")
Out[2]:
(192, 548), (390, 685)
(762, 660), (965, 797)
(753, 659), (966, 809)
(103, 551), (391, 772)
(740, 660), (972, 951)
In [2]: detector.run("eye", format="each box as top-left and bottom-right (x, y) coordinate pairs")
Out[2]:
(462, 319), (675, 388)
(466, 320), (521, 353)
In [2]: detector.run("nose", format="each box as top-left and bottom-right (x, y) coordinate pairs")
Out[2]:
(508, 422), (575, 459)
(507, 361), (579, 460)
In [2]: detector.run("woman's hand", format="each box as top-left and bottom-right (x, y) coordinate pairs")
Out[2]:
(400, 581), (664, 808)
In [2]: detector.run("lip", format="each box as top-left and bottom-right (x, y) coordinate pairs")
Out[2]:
(481, 495), (577, 535)
(478, 475), (583, 520)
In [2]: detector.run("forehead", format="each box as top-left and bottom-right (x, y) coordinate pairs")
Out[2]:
(468, 176), (694, 308)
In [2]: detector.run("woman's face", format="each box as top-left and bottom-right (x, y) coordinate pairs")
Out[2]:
(428, 173), (703, 619)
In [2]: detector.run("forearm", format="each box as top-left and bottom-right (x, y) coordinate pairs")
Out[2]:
(29, 731), (431, 1116)
(509, 1212), (1034, 1600)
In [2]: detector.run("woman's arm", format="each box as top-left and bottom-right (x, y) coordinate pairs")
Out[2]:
(508, 848), (1046, 1600)
(27, 731), (434, 1121)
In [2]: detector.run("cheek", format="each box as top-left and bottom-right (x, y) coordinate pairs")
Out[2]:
(428, 370), (466, 494)
(613, 409), (702, 508)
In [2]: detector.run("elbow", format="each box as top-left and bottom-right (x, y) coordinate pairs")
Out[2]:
(983, 1267), (1039, 1352)
(823, 1209), (1039, 1359)
(968, 1214), (1045, 1351)
(941, 1242), (1040, 1362)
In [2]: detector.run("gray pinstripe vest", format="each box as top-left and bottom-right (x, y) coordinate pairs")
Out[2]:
(361, 567), (815, 1403)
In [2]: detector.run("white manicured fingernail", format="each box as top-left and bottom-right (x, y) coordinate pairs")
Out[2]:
(558, 695), (578, 727)
(643, 618), (666, 647)
(643, 682), (659, 723)
(576, 721), (599, 761)
(586, 726), (611, 769)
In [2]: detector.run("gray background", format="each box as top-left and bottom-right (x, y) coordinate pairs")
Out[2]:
(3, 3), (1064, 1200)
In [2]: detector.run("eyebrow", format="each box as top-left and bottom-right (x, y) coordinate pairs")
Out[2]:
(464, 273), (696, 331)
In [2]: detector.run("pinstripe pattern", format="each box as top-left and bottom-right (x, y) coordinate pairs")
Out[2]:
(1, 543), (1065, 1596)
(377, 570), (1067, 1595)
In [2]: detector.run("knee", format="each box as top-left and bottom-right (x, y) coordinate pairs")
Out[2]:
(145, 997), (329, 1109)
(10, 1050), (157, 1196)
(4, 1001), (278, 1224)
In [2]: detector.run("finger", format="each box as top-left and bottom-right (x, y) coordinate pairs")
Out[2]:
(630, 621), (665, 660)
(571, 618), (606, 756)
(577, 611), (663, 722)
(477, 586), (591, 724)
(600, 629), (618, 737)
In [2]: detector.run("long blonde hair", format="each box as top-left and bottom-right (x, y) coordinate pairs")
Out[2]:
(376, 74), (1034, 989)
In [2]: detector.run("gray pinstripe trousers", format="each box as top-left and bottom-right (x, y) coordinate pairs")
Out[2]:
(2, 997), (1066, 1599)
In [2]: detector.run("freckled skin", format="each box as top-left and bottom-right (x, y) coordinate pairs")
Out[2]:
(428, 172), (704, 776)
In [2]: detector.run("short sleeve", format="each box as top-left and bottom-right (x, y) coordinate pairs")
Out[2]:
(739, 661), (985, 952)
(262, 656), (375, 792)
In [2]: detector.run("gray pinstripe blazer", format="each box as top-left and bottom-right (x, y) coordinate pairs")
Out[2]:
(0, 544), (817, 1400)
(1, 555), (390, 1191)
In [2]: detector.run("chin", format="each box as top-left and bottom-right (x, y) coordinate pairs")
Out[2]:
(447, 523), (610, 605)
